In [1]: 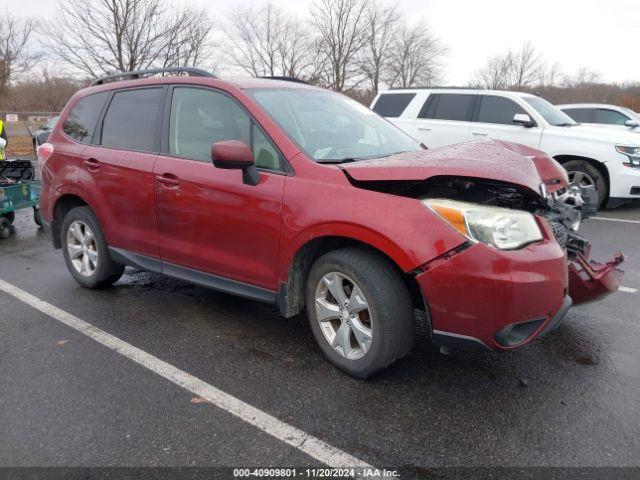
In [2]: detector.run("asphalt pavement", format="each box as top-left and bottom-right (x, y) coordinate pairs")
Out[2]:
(1, 204), (639, 478)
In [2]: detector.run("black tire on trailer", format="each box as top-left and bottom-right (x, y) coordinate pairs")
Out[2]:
(33, 207), (42, 228)
(0, 217), (11, 240)
(306, 246), (415, 379)
(60, 206), (124, 288)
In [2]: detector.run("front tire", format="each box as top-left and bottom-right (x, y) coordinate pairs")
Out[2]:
(61, 206), (124, 288)
(0, 217), (10, 239)
(306, 247), (415, 378)
(563, 160), (608, 207)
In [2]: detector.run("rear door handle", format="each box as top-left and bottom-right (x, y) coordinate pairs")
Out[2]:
(83, 158), (100, 171)
(157, 174), (180, 188)
(471, 132), (488, 136)
(417, 127), (432, 131)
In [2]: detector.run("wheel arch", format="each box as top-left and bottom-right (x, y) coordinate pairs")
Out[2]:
(51, 194), (90, 248)
(553, 154), (610, 194)
(278, 234), (426, 318)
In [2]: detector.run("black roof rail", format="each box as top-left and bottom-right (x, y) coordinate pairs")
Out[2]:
(259, 76), (310, 85)
(91, 67), (216, 86)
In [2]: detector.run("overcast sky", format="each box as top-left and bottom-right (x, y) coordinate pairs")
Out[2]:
(5, 0), (639, 85)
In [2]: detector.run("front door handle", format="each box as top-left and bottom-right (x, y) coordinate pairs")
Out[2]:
(83, 158), (100, 171)
(471, 132), (488, 136)
(417, 127), (432, 131)
(157, 174), (180, 188)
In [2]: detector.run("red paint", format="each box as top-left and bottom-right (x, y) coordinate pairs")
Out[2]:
(39, 76), (623, 352)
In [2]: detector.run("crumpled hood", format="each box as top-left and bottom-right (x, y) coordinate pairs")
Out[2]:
(341, 140), (564, 196)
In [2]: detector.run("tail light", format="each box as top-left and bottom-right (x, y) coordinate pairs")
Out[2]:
(37, 142), (54, 179)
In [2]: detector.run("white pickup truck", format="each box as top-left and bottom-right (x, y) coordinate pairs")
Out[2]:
(371, 89), (640, 207)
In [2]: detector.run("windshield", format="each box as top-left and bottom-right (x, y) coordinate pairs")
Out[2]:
(247, 88), (421, 162)
(524, 96), (578, 126)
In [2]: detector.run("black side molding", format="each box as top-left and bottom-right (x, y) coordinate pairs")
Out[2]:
(108, 247), (276, 304)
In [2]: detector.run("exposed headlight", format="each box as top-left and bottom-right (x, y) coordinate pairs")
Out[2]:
(422, 199), (543, 250)
(616, 146), (640, 167)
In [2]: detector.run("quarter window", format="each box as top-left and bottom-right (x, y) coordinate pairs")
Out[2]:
(593, 109), (630, 125)
(419, 94), (475, 121)
(169, 87), (282, 171)
(62, 92), (109, 144)
(101, 88), (163, 151)
(476, 96), (528, 125)
(371, 93), (416, 117)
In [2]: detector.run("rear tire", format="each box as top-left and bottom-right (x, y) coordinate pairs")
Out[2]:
(306, 247), (415, 379)
(563, 160), (608, 207)
(4, 212), (15, 224)
(0, 217), (10, 239)
(61, 206), (124, 288)
(33, 207), (42, 228)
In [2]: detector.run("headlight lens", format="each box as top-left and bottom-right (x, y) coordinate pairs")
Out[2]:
(422, 199), (543, 250)
(616, 145), (640, 167)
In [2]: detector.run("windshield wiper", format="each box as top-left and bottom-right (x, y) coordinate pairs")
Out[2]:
(555, 122), (577, 127)
(315, 157), (358, 164)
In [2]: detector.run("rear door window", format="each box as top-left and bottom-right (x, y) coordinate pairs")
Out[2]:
(371, 93), (416, 117)
(62, 92), (109, 144)
(419, 94), (475, 121)
(563, 108), (593, 123)
(101, 88), (164, 152)
(476, 95), (528, 125)
(593, 109), (630, 125)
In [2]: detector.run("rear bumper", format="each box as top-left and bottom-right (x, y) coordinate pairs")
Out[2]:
(416, 240), (570, 351)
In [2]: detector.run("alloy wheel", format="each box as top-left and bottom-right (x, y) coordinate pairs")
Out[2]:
(314, 272), (373, 360)
(67, 220), (98, 277)
(567, 170), (597, 190)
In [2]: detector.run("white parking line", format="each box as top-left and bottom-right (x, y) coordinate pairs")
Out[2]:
(0, 278), (372, 469)
(619, 286), (638, 293)
(590, 217), (640, 225)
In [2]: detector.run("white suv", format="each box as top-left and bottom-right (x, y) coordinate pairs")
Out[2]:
(371, 89), (640, 207)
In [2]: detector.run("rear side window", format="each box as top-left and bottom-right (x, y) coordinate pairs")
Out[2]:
(419, 94), (475, 121)
(476, 96), (527, 125)
(62, 92), (109, 144)
(563, 108), (592, 123)
(371, 93), (416, 117)
(101, 88), (163, 151)
(593, 109), (629, 125)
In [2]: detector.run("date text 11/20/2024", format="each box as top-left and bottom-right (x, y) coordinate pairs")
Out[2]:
(233, 468), (400, 478)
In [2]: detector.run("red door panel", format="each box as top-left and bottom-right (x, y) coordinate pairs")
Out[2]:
(154, 155), (285, 290)
(83, 145), (159, 257)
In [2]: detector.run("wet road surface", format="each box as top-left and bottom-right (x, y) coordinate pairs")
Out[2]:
(0, 207), (639, 474)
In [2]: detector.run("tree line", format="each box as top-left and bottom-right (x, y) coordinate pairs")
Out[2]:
(0, 0), (638, 112)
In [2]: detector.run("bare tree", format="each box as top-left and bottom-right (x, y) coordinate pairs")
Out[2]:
(387, 20), (446, 88)
(42, 0), (214, 78)
(0, 15), (39, 95)
(226, 3), (283, 77)
(359, 1), (399, 94)
(473, 42), (544, 90)
(311, 0), (370, 92)
(225, 3), (313, 79)
(473, 52), (513, 89)
(509, 42), (543, 89)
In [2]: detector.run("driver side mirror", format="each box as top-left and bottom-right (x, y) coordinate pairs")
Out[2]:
(625, 119), (640, 128)
(513, 113), (535, 128)
(211, 140), (260, 186)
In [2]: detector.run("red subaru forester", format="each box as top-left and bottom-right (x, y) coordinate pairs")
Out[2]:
(38, 69), (624, 378)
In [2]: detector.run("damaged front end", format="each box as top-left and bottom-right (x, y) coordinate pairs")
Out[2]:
(538, 183), (624, 304)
